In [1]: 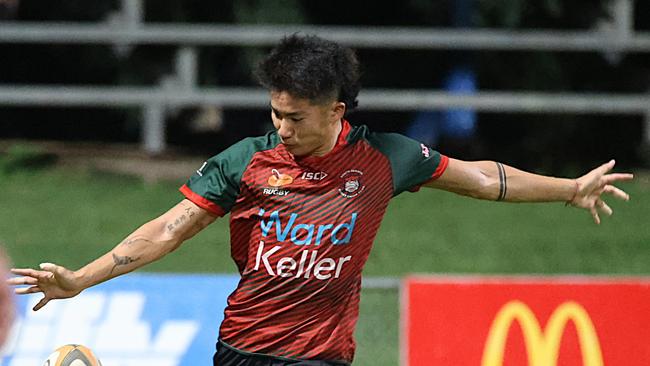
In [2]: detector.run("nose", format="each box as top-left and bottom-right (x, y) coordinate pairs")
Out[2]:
(277, 120), (293, 140)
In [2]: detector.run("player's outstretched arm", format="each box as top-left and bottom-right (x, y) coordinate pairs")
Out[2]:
(425, 158), (633, 224)
(7, 199), (217, 311)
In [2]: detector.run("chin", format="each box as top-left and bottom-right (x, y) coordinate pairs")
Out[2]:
(284, 142), (318, 157)
(291, 148), (315, 157)
(289, 148), (308, 157)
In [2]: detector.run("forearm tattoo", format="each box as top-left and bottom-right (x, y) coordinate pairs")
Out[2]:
(119, 236), (153, 247)
(166, 203), (198, 233)
(496, 162), (507, 201)
(110, 253), (141, 275)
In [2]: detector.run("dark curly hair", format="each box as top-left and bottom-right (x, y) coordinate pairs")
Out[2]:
(256, 34), (361, 114)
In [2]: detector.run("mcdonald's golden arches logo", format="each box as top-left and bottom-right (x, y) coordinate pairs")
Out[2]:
(481, 300), (604, 366)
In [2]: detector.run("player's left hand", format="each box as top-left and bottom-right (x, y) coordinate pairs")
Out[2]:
(568, 159), (634, 224)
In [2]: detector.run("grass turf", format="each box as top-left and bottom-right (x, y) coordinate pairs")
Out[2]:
(1, 166), (647, 365)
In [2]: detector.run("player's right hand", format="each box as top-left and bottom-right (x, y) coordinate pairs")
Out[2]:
(7, 263), (84, 311)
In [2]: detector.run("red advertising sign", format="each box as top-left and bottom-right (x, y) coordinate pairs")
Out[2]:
(402, 276), (650, 366)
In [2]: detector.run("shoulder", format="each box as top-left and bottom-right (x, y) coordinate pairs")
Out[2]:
(347, 123), (421, 158)
(211, 131), (280, 162)
(345, 122), (447, 196)
(183, 131), (281, 215)
(196, 131), (280, 179)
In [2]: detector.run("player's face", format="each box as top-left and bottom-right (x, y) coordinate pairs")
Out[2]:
(270, 91), (346, 157)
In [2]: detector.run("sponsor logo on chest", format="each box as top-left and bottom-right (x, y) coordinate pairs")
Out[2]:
(262, 168), (331, 196)
(263, 168), (293, 196)
(300, 171), (328, 181)
(253, 208), (357, 280)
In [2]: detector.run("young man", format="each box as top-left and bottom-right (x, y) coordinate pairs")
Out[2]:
(9, 35), (633, 365)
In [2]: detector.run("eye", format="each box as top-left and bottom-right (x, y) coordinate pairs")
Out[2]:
(290, 117), (304, 122)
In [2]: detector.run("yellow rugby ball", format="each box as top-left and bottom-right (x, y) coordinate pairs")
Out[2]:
(43, 344), (102, 366)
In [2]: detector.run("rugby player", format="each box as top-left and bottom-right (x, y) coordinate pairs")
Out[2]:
(8, 35), (633, 365)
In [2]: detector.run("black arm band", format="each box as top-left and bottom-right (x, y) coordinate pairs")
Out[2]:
(496, 162), (507, 201)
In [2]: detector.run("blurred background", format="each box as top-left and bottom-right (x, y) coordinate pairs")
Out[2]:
(1, 1), (649, 365)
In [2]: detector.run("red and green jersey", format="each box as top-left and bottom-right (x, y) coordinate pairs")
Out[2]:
(180, 120), (448, 364)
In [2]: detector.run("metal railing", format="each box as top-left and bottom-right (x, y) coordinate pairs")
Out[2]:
(1, 0), (648, 153)
(2, 22), (650, 51)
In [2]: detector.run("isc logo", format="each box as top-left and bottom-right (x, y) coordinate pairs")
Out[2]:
(301, 171), (328, 180)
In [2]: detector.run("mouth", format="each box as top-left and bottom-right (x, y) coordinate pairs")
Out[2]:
(282, 143), (302, 155)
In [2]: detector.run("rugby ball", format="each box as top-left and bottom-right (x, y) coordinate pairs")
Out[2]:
(43, 344), (102, 366)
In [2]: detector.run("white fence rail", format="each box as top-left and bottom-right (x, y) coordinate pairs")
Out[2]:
(1, 86), (647, 114)
(1, 22), (650, 52)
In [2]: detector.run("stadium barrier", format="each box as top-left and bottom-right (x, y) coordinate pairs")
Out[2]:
(2, 274), (238, 365)
(8, 273), (650, 365)
(0, 0), (648, 154)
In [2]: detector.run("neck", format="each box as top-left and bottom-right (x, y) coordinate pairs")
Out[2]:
(312, 119), (343, 157)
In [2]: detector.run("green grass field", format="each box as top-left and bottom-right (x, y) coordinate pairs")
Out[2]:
(1, 165), (648, 365)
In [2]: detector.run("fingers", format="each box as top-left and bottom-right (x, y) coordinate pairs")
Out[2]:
(595, 159), (616, 175)
(590, 207), (601, 225)
(39, 262), (60, 273)
(39, 263), (71, 279)
(603, 173), (634, 184)
(6, 276), (38, 286)
(596, 199), (613, 216)
(10, 268), (40, 277)
(14, 286), (42, 295)
(603, 185), (630, 201)
(10, 268), (54, 280)
(33, 296), (50, 311)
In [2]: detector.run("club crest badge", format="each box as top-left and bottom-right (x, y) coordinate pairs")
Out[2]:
(339, 169), (365, 198)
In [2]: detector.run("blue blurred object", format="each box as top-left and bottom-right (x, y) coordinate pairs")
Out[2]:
(406, 66), (477, 146)
(407, 0), (477, 147)
(3, 273), (240, 366)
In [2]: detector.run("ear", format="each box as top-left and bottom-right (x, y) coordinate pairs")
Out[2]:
(331, 101), (346, 121)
